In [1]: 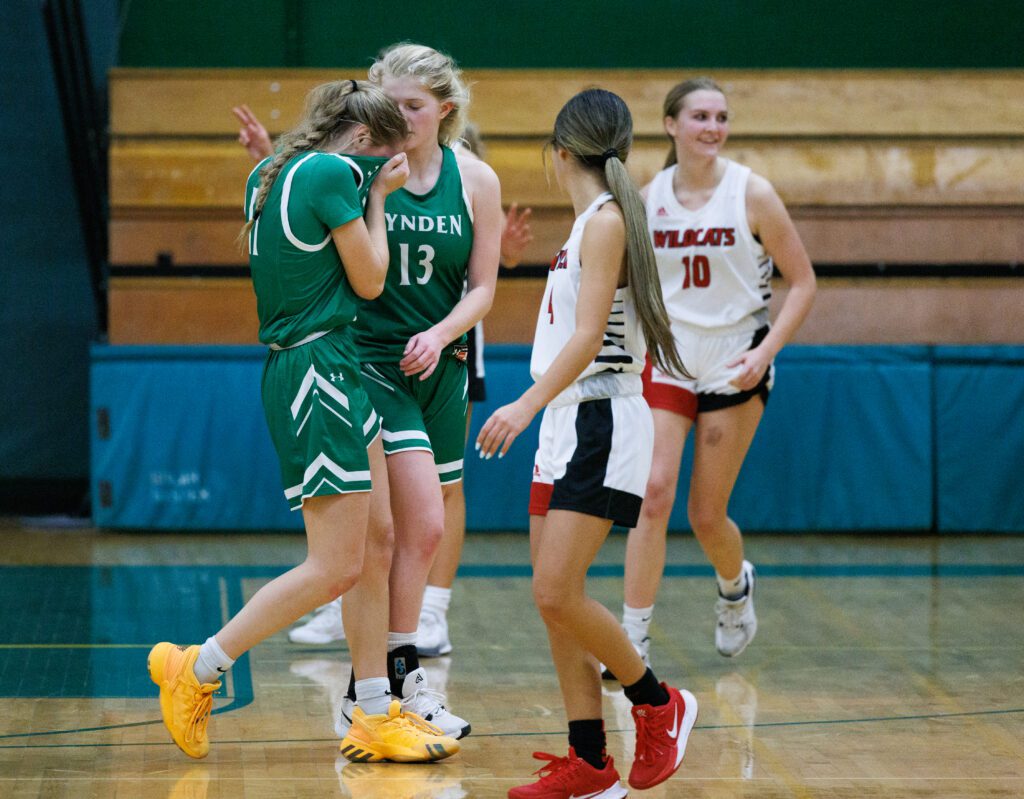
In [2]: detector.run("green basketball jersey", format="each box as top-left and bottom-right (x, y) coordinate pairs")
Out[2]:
(354, 146), (474, 361)
(245, 152), (386, 348)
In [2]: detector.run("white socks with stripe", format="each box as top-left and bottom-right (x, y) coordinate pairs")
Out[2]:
(194, 635), (234, 685)
(622, 603), (654, 643)
(355, 677), (392, 716)
(717, 568), (748, 601)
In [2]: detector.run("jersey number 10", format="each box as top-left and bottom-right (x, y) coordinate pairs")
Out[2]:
(681, 255), (711, 289)
(399, 243), (435, 286)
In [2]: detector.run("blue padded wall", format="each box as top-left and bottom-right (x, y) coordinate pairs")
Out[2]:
(933, 347), (1024, 532)
(91, 344), (1020, 532)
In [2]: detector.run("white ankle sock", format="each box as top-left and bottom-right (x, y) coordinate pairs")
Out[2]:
(355, 677), (392, 716)
(717, 568), (748, 600)
(194, 635), (234, 684)
(422, 585), (451, 615)
(622, 603), (654, 642)
(387, 631), (418, 650)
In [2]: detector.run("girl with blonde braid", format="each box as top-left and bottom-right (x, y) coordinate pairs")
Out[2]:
(148, 80), (459, 765)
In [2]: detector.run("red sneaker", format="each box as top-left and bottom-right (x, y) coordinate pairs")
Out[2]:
(508, 748), (627, 799)
(628, 684), (698, 790)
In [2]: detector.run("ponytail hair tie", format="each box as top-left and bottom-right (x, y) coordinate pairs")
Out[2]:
(602, 148), (619, 161)
(350, 79), (359, 93)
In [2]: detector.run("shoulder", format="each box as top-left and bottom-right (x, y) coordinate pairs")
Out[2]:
(456, 152), (499, 193)
(583, 201), (626, 247)
(744, 170), (777, 203)
(301, 153), (360, 190)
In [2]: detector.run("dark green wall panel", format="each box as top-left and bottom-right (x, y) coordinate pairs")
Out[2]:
(119, 1), (1024, 68)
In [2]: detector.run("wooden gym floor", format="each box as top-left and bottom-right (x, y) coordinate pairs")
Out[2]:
(1, 521), (1022, 798)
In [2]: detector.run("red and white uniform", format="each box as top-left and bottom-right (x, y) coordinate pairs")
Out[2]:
(644, 159), (775, 418)
(528, 193), (653, 528)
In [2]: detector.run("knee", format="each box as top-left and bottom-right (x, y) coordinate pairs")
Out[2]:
(399, 517), (444, 564)
(688, 497), (727, 536)
(308, 559), (363, 603)
(366, 516), (396, 571)
(641, 472), (678, 522)
(532, 576), (573, 625)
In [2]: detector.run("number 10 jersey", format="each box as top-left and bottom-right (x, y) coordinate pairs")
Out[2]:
(646, 158), (772, 331)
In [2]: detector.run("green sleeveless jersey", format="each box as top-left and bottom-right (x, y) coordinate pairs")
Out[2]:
(354, 146), (474, 361)
(245, 152), (386, 348)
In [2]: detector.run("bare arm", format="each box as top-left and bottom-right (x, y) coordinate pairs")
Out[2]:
(476, 205), (625, 458)
(400, 156), (503, 379)
(727, 173), (816, 389)
(330, 154), (409, 300)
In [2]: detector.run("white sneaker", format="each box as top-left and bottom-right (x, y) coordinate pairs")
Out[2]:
(715, 561), (757, 657)
(334, 667), (470, 741)
(335, 695), (357, 739)
(289, 598), (345, 644)
(399, 667), (471, 739)
(416, 608), (453, 658)
(600, 632), (651, 681)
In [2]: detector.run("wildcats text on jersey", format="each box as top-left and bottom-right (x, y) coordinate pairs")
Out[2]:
(653, 227), (736, 248)
(385, 213), (464, 236)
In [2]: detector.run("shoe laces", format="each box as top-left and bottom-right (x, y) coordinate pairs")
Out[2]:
(716, 596), (748, 629)
(184, 684), (217, 744)
(399, 708), (445, 737)
(528, 750), (586, 785)
(404, 685), (448, 718)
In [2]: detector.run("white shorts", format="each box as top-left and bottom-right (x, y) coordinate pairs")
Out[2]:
(528, 394), (653, 528)
(643, 322), (774, 420)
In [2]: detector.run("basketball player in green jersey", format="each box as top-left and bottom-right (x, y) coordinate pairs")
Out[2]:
(335, 43), (502, 739)
(148, 80), (461, 764)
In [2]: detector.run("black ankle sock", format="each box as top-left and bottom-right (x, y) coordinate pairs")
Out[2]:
(387, 645), (420, 698)
(346, 669), (356, 702)
(623, 667), (670, 707)
(568, 719), (606, 770)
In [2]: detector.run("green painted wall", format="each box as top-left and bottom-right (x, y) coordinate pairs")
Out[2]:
(119, 0), (1024, 69)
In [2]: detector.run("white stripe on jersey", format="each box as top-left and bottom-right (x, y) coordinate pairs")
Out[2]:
(646, 159), (772, 329)
(530, 192), (646, 386)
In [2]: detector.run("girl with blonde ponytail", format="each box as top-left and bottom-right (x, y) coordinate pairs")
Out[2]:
(148, 80), (464, 765)
(477, 88), (697, 797)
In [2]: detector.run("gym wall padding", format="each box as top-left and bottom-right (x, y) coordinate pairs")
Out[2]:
(933, 347), (1024, 533)
(91, 344), (1020, 532)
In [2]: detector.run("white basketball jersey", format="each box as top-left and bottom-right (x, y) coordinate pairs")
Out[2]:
(646, 159), (772, 329)
(531, 193), (646, 387)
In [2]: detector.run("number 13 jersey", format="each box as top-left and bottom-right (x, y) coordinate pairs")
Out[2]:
(354, 146), (474, 362)
(646, 158), (772, 330)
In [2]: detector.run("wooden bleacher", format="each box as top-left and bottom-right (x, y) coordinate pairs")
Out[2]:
(108, 69), (1024, 345)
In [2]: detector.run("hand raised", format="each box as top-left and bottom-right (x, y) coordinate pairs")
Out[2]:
(231, 104), (273, 161)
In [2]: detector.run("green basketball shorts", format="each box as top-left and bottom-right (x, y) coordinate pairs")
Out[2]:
(261, 328), (382, 510)
(359, 351), (468, 484)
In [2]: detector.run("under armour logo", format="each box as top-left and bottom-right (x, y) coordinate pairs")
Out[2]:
(636, 708), (647, 717)
(657, 207), (668, 216)
(329, 372), (344, 382)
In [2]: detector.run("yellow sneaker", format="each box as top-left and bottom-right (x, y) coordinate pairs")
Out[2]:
(148, 642), (220, 759)
(339, 700), (460, 763)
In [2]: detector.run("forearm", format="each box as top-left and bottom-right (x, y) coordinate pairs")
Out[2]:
(430, 284), (495, 347)
(363, 191), (390, 279)
(762, 279), (816, 358)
